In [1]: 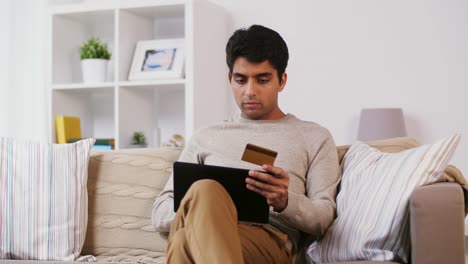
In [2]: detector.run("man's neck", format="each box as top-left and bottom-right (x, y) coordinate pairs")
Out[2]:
(241, 110), (286, 121)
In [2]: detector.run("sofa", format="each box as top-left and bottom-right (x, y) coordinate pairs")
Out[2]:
(2, 137), (464, 264)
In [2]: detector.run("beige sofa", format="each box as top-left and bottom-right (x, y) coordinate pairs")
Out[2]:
(4, 137), (464, 264)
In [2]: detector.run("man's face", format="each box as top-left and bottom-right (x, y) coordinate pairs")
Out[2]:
(229, 57), (287, 120)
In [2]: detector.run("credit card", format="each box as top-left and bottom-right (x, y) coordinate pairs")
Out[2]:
(241, 143), (277, 166)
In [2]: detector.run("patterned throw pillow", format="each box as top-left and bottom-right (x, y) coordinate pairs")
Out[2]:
(0, 138), (95, 261)
(308, 134), (460, 263)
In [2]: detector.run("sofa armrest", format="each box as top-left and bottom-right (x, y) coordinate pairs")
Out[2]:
(410, 182), (465, 264)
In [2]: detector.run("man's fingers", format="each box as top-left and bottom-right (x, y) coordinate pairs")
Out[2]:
(246, 177), (276, 191)
(262, 165), (287, 178)
(248, 172), (288, 201)
(246, 183), (266, 196)
(248, 170), (282, 185)
(247, 166), (289, 212)
(249, 169), (288, 191)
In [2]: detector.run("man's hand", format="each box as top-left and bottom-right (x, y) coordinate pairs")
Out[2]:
(246, 165), (289, 212)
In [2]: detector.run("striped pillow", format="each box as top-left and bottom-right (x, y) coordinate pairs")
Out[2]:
(0, 138), (95, 261)
(307, 134), (460, 263)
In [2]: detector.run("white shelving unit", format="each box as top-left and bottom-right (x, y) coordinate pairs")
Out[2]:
(47, 0), (229, 149)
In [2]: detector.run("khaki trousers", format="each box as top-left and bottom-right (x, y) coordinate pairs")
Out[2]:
(167, 179), (291, 264)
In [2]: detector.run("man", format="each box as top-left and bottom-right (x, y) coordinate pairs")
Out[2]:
(152, 25), (340, 263)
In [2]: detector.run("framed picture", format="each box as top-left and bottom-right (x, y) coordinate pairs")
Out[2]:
(129, 39), (185, 80)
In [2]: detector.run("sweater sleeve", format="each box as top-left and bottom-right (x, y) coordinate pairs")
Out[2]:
(151, 138), (201, 232)
(272, 130), (341, 236)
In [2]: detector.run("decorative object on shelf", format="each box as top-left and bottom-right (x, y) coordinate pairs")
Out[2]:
(162, 133), (185, 148)
(55, 115), (82, 144)
(129, 131), (147, 148)
(80, 37), (111, 83)
(357, 108), (407, 141)
(129, 39), (185, 81)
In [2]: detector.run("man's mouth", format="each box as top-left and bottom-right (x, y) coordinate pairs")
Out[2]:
(243, 102), (260, 109)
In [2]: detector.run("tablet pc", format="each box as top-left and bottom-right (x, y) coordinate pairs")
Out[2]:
(173, 161), (269, 223)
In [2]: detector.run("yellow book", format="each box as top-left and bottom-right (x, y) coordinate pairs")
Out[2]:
(55, 115), (82, 144)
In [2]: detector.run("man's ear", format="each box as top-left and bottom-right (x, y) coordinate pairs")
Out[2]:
(279, 73), (287, 92)
(228, 72), (232, 82)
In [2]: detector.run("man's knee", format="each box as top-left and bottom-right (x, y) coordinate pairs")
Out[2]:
(185, 179), (229, 202)
(182, 179), (235, 212)
(189, 179), (224, 193)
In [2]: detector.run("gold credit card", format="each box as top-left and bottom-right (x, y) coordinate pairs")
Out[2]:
(241, 143), (277, 166)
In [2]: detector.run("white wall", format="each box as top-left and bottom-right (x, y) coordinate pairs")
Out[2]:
(0, 1), (12, 136)
(6, 0), (47, 141)
(212, 0), (468, 174)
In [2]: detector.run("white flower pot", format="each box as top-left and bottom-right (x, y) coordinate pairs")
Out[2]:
(81, 59), (108, 83)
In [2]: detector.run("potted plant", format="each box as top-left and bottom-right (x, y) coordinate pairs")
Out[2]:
(80, 37), (111, 83)
(130, 131), (147, 148)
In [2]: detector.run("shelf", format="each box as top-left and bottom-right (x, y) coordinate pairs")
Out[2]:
(48, 0), (228, 149)
(52, 88), (115, 140)
(119, 79), (185, 87)
(120, 80), (185, 93)
(119, 86), (185, 148)
(118, 6), (185, 82)
(52, 10), (114, 25)
(52, 10), (114, 84)
(49, 0), (186, 15)
(51, 80), (184, 91)
(52, 82), (115, 90)
(123, 4), (184, 20)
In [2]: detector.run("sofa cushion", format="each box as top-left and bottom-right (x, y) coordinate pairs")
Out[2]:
(336, 137), (419, 164)
(308, 134), (460, 263)
(0, 138), (95, 261)
(83, 148), (181, 263)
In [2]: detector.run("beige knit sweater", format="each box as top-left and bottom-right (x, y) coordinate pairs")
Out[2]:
(152, 114), (341, 251)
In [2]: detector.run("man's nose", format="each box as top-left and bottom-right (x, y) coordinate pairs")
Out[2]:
(245, 79), (256, 96)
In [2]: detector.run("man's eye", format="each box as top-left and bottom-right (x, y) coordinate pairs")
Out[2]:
(235, 78), (246, 84)
(258, 79), (269, 84)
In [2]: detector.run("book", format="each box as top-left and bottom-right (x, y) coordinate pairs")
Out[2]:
(55, 116), (82, 144)
(92, 145), (112, 150)
(93, 138), (115, 146)
(68, 138), (115, 149)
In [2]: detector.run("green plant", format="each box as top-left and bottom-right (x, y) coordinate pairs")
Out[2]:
(132, 131), (146, 145)
(80, 37), (111, 60)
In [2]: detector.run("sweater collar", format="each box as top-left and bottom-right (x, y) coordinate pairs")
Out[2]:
(235, 113), (296, 124)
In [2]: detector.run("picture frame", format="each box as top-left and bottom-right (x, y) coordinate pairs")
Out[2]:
(129, 39), (185, 81)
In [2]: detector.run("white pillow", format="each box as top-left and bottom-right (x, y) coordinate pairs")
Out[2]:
(308, 134), (460, 263)
(0, 138), (95, 261)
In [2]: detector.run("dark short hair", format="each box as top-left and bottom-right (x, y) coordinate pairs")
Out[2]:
(226, 25), (289, 82)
